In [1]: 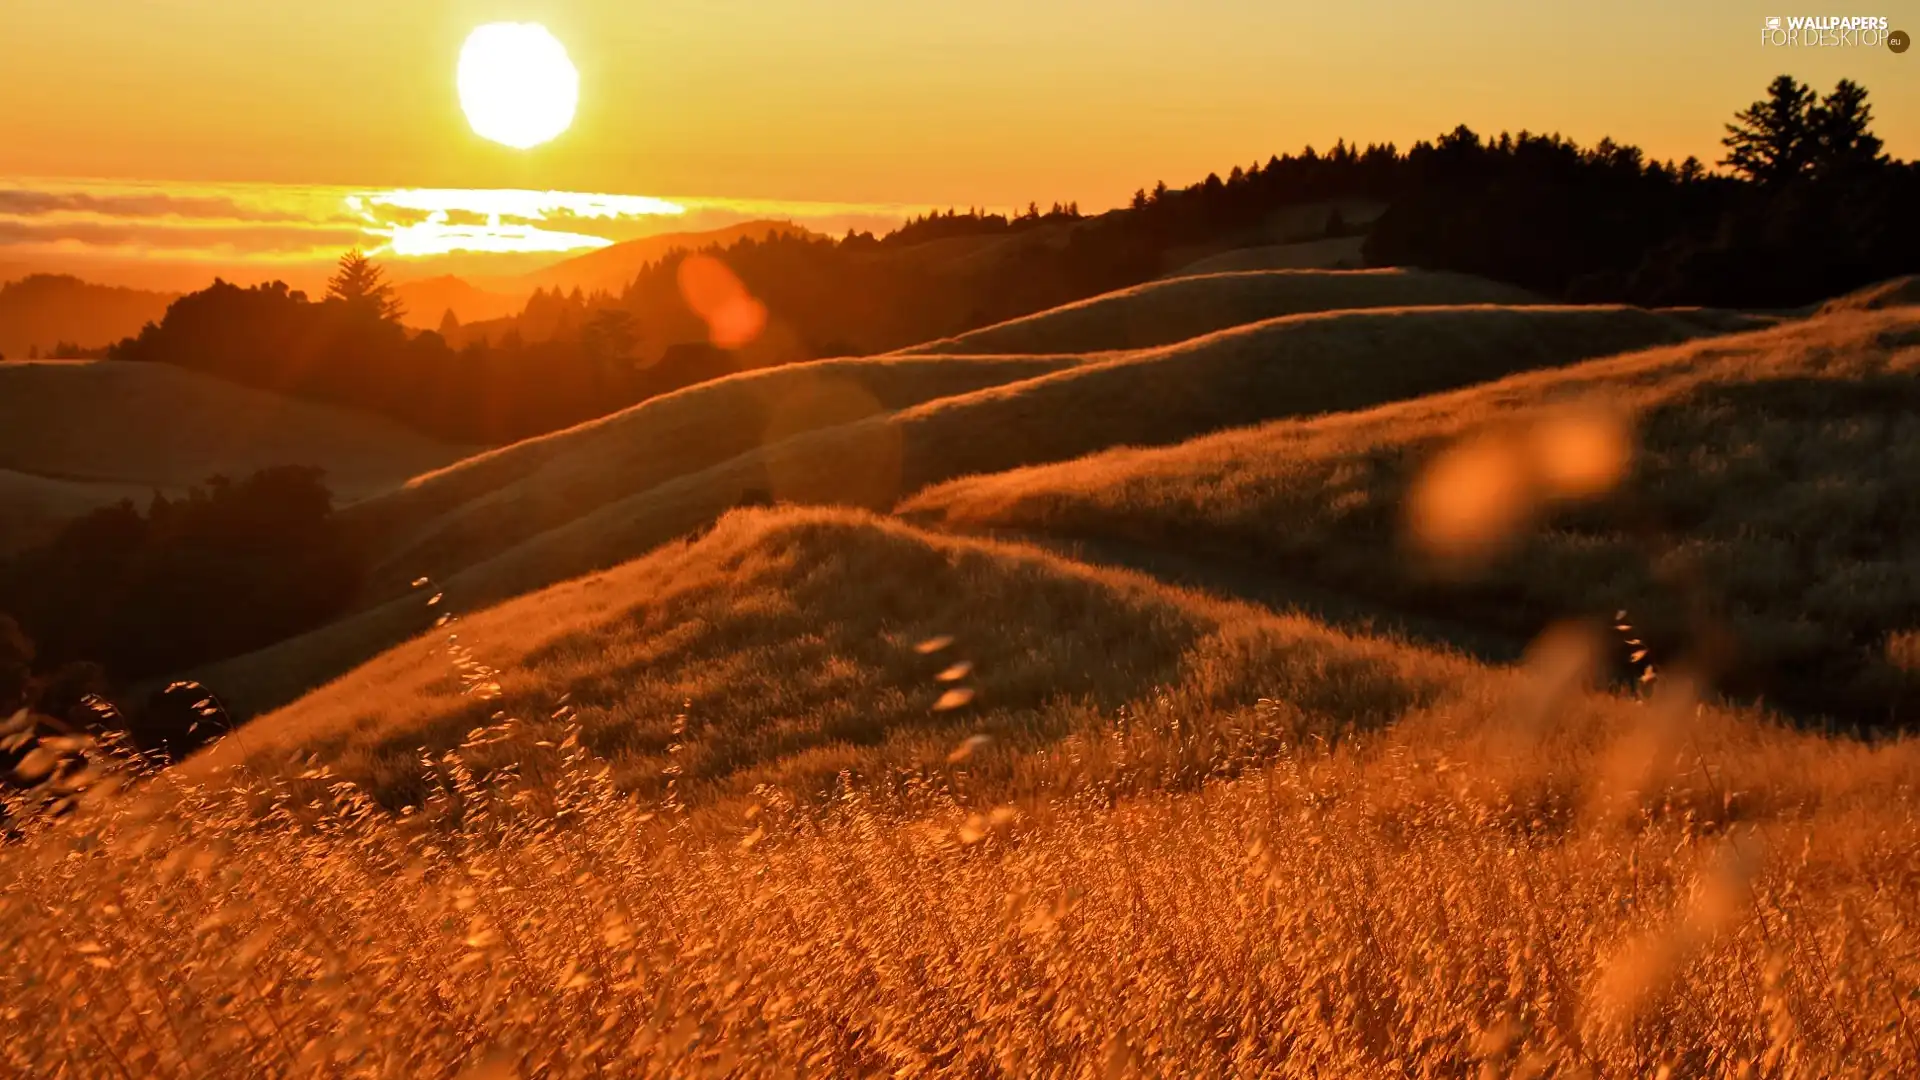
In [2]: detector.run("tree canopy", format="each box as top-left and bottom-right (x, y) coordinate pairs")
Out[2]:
(325, 249), (405, 323)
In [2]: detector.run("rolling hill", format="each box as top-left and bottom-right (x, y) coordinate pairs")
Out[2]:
(0, 360), (474, 549)
(355, 302), (1732, 591)
(0, 273), (178, 358)
(341, 352), (1093, 591)
(511, 219), (818, 298)
(194, 302), (1736, 717)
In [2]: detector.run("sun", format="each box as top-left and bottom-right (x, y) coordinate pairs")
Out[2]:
(457, 23), (579, 150)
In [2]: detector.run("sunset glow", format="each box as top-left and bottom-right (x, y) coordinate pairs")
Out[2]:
(348, 188), (686, 256)
(0, 177), (919, 287)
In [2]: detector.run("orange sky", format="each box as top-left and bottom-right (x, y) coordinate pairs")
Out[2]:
(1, 1), (1914, 263)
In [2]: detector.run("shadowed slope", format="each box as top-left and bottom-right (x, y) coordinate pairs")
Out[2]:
(903, 308), (1920, 723)
(0, 360), (471, 498)
(896, 269), (1543, 355)
(199, 305), (1726, 716)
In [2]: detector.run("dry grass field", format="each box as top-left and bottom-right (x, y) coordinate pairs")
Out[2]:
(8, 505), (1920, 1076)
(896, 268), (1543, 355)
(6, 281), (1919, 1077)
(0, 360), (472, 504)
(904, 305), (1920, 725)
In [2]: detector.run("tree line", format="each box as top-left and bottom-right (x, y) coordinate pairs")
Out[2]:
(1364, 76), (1913, 305)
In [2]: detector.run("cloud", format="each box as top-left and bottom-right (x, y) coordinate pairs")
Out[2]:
(0, 189), (312, 223)
(0, 177), (934, 271)
(0, 216), (371, 256)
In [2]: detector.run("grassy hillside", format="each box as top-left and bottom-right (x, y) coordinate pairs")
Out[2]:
(896, 268), (1542, 355)
(0, 360), (472, 499)
(29, 503), (1915, 1075)
(904, 306), (1920, 724)
(203, 304), (1733, 717)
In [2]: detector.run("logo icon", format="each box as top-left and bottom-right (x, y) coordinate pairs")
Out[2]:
(1765, 16), (1782, 30)
(1891, 28), (1911, 52)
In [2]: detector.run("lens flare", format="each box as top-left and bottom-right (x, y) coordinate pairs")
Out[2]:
(676, 254), (768, 349)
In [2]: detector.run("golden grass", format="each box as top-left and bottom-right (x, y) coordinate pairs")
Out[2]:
(202, 305), (1721, 717)
(8, 503), (1920, 1075)
(896, 268), (1544, 355)
(0, 360), (471, 500)
(903, 306), (1920, 723)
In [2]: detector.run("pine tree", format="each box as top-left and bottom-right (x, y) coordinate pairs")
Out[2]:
(1721, 75), (1815, 184)
(1806, 79), (1885, 179)
(438, 308), (460, 337)
(325, 249), (404, 322)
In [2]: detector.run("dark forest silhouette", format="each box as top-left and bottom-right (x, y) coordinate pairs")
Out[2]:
(103, 75), (1915, 451)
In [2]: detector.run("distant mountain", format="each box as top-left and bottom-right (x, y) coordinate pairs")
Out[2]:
(392, 275), (524, 331)
(512, 220), (818, 298)
(0, 274), (179, 359)
(390, 221), (823, 333)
